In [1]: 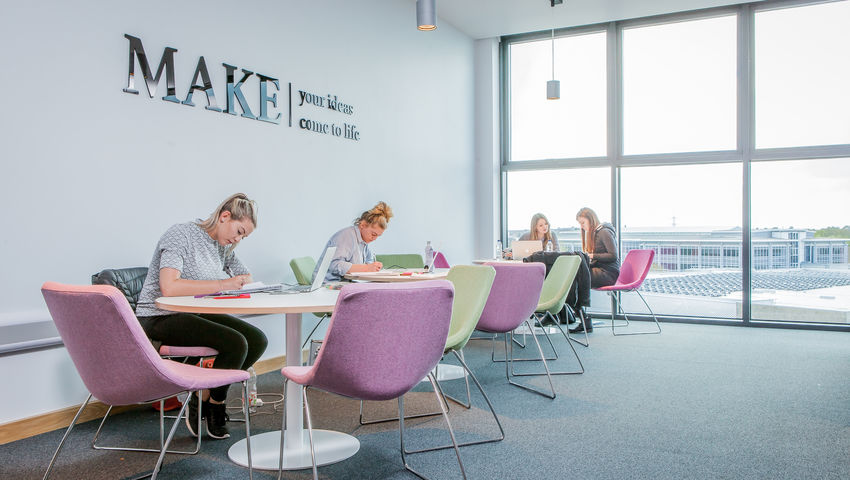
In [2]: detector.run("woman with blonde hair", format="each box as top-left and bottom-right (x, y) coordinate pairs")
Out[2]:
(519, 213), (559, 251)
(135, 193), (268, 440)
(315, 201), (394, 282)
(576, 207), (619, 288)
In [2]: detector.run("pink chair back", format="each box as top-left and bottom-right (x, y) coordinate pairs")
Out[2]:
(304, 280), (454, 401)
(597, 249), (655, 291)
(476, 262), (545, 333)
(433, 251), (450, 268)
(41, 282), (246, 405)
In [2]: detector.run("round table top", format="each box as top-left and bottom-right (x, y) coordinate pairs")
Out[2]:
(155, 287), (339, 315)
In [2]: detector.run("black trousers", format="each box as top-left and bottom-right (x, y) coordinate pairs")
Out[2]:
(590, 267), (618, 289)
(139, 313), (268, 402)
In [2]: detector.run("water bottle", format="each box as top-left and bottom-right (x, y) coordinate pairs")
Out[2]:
(424, 241), (435, 272)
(495, 240), (503, 260)
(246, 366), (260, 412)
(546, 240), (553, 252)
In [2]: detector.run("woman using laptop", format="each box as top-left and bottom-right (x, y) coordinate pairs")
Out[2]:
(519, 213), (559, 252)
(577, 207), (619, 288)
(315, 201), (393, 282)
(135, 193), (268, 440)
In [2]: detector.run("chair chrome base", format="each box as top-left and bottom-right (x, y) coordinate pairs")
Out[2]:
(44, 382), (253, 480)
(502, 317), (585, 399)
(607, 290), (662, 336)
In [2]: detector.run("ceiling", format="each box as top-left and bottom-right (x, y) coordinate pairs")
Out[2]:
(426, 0), (763, 39)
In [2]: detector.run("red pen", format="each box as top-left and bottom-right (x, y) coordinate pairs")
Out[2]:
(213, 294), (251, 299)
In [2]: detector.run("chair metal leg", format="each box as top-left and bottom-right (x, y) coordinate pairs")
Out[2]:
(566, 306), (590, 348)
(505, 321), (557, 399)
(149, 398), (191, 480)
(92, 394), (202, 455)
(300, 314), (328, 350)
(242, 381), (254, 480)
(404, 349), (505, 454)
(611, 290), (662, 336)
(302, 387), (318, 480)
(399, 373), (467, 480)
(277, 379), (286, 480)
(43, 394), (92, 480)
(440, 351), (472, 409)
(509, 316), (584, 376)
(491, 313), (559, 363)
(359, 364), (457, 425)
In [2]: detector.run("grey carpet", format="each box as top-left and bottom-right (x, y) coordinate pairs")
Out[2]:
(2, 323), (848, 479)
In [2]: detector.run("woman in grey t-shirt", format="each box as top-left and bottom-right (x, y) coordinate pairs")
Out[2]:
(136, 193), (268, 440)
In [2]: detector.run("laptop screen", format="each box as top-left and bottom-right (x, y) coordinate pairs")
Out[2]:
(310, 246), (336, 290)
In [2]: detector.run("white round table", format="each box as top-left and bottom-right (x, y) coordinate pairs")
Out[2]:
(156, 288), (359, 471)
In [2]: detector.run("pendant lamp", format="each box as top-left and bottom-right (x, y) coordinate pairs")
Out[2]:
(417, 0), (436, 31)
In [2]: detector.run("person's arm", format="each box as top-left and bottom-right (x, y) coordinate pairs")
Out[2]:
(551, 231), (560, 252)
(593, 229), (618, 264)
(159, 267), (249, 296)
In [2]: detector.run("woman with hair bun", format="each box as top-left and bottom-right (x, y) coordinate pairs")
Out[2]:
(135, 193), (268, 440)
(315, 201), (394, 282)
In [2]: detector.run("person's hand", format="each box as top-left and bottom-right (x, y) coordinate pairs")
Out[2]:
(367, 262), (381, 272)
(221, 275), (251, 290)
(504, 251), (513, 259)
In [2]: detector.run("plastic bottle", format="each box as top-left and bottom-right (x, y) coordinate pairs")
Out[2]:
(495, 240), (503, 260)
(246, 366), (259, 412)
(546, 240), (554, 252)
(424, 241), (435, 272)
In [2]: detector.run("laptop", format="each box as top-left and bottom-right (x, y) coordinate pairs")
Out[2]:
(279, 246), (336, 294)
(511, 240), (543, 260)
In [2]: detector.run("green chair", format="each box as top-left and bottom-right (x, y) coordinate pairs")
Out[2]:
(361, 266), (505, 451)
(506, 256), (584, 397)
(289, 256), (328, 351)
(289, 256), (316, 286)
(375, 253), (425, 269)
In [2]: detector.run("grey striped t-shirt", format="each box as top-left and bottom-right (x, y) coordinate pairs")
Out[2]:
(135, 221), (250, 317)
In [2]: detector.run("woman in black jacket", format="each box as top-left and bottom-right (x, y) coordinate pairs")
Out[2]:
(576, 207), (620, 288)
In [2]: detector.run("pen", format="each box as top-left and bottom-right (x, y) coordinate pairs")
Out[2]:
(213, 294), (251, 299)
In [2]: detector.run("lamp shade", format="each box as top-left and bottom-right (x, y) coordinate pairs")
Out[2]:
(417, 0), (436, 31)
(547, 80), (560, 100)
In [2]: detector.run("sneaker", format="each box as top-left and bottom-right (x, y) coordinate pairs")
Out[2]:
(185, 393), (203, 438)
(206, 401), (230, 439)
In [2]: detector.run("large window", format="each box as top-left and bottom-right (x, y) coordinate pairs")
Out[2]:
(620, 163), (742, 319)
(751, 157), (850, 324)
(501, 0), (850, 329)
(754, 1), (850, 149)
(509, 31), (607, 161)
(623, 15), (737, 155)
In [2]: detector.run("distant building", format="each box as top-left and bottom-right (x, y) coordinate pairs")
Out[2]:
(507, 227), (849, 271)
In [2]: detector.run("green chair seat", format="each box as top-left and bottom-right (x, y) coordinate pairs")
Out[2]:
(375, 254), (424, 269)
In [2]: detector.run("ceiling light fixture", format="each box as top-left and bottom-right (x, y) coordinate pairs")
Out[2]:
(417, 0), (436, 31)
(547, 0), (563, 100)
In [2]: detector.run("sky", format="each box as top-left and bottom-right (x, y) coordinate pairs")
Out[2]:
(506, 1), (850, 233)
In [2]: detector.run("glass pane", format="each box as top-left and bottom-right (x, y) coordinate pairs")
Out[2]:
(509, 32), (607, 161)
(623, 15), (737, 155)
(618, 163), (742, 319)
(505, 168), (610, 253)
(751, 158), (850, 325)
(755, 1), (850, 149)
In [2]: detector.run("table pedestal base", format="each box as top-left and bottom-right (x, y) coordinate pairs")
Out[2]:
(228, 430), (360, 471)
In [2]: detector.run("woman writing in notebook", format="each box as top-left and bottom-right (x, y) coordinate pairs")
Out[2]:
(316, 201), (393, 282)
(135, 193), (268, 440)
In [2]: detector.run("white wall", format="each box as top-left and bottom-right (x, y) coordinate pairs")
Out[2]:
(0, 0), (476, 423)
